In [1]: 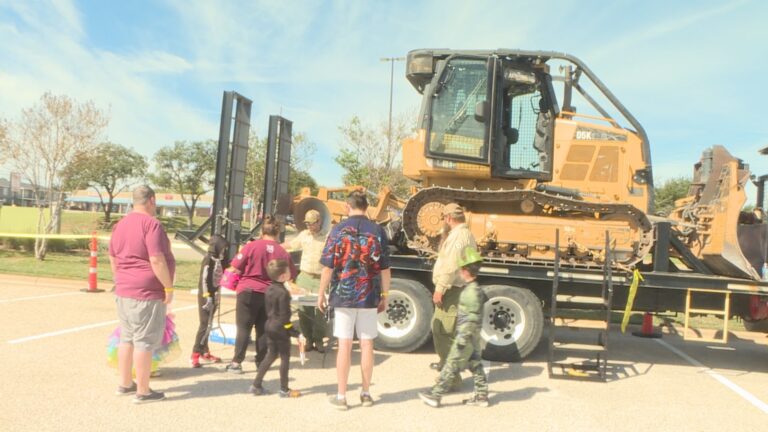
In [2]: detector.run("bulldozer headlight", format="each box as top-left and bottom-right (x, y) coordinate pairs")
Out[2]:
(504, 68), (536, 85)
(407, 53), (435, 75)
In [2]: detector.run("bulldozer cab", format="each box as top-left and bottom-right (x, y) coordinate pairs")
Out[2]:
(404, 49), (655, 214)
(413, 53), (557, 181)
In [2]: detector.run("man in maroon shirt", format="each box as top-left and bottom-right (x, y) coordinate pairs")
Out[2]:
(109, 185), (176, 404)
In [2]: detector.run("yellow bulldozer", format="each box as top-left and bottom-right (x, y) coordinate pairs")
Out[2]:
(292, 49), (765, 281)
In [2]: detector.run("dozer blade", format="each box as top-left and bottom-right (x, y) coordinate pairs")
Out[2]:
(670, 146), (763, 280)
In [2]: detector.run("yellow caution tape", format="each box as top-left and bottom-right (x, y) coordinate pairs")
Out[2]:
(0, 232), (111, 241)
(620, 269), (644, 333)
(567, 368), (589, 377)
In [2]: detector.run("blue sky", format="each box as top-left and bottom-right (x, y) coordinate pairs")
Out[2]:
(1, 0), (767, 200)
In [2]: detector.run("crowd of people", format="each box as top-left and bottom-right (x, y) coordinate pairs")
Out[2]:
(108, 186), (489, 408)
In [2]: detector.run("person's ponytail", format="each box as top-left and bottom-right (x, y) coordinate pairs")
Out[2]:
(261, 214), (280, 237)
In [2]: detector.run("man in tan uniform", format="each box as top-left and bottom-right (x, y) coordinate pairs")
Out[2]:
(285, 209), (328, 352)
(431, 203), (477, 388)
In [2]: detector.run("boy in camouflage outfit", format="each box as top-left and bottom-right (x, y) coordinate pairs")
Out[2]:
(419, 246), (489, 408)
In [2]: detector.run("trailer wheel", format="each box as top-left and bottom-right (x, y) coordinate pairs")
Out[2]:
(743, 318), (768, 333)
(481, 284), (543, 362)
(375, 278), (433, 352)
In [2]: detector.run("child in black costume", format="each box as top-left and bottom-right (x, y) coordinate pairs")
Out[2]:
(250, 258), (302, 397)
(190, 235), (229, 368)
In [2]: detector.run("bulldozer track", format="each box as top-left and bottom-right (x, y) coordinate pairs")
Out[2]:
(401, 186), (653, 266)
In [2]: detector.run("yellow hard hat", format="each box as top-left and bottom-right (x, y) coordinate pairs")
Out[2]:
(457, 246), (483, 267)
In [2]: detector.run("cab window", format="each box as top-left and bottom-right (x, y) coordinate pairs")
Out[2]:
(428, 58), (488, 160)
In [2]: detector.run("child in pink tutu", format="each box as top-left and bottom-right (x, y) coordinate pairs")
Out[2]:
(108, 312), (180, 376)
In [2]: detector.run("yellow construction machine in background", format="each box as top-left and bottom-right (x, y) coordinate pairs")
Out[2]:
(292, 49), (766, 281)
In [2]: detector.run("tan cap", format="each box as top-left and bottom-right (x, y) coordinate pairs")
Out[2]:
(304, 209), (321, 223)
(442, 203), (465, 217)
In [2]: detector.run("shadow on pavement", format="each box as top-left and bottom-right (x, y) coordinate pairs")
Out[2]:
(490, 386), (550, 403)
(372, 364), (547, 406)
(521, 324), (768, 382)
(165, 377), (254, 401)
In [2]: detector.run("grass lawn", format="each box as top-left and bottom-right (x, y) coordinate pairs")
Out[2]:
(0, 249), (201, 290)
(0, 207), (107, 234)
(0, 206), (216, 236)
(0, 206), (45, 233)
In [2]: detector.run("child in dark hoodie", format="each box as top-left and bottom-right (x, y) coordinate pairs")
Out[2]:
(249, 258), (302, 397)
(190, 235), (229, 368)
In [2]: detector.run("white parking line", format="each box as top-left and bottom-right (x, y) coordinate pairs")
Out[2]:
(7, 304), (198, 344)
(655, 338), (768, 414)
(0, 292), (85, 304)
(8, 319), (121, 344)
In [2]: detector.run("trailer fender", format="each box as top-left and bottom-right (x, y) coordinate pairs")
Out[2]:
(375, 278), (433, 352)
(743, 295), (768, 332)
(481, 284), (544, 362)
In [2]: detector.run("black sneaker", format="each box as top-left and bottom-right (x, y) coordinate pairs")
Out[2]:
(132, 390), (166, 404)
(328, 395), (348, 410)
(360, 393), (374, 407)
(225, 363), (243, 374)
(249, 385), (268, 396)
(115, 382), (137, 396)
(462, 394), (489, 407)
(418, 391), (441, 408)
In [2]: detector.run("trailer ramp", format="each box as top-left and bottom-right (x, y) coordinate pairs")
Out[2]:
(548, 230), (614, 381)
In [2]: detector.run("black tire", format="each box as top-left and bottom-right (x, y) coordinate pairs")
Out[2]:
(375, 278), (434, 352)
(481, 284), (544, 362)
(743, 318), (768, 333)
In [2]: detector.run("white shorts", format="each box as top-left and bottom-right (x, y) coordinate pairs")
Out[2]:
(333, 308), (378, 340)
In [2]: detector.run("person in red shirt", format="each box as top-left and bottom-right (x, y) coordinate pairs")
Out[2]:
(225, 215), (297, 374)
(109, 185), (175, 404)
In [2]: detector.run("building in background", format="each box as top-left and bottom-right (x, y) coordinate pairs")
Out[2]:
(0, 174), (47, 207)
(65, 189), (253, 218)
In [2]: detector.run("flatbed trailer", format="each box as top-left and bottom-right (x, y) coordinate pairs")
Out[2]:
(375, 252), (768, 363)
(194, 91), (768, 370)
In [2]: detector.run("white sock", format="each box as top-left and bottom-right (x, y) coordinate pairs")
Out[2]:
(336, 393), (346, 400)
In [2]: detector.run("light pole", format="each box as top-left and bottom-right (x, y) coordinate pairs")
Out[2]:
(380, 57), (405, 151)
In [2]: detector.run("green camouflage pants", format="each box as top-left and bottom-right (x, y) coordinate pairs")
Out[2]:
(296, 272), (326, 346)
(431, 322), (487, 397)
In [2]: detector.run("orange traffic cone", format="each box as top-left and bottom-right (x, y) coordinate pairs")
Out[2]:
(81, 232), (104, 293)
(632, 312), (662, 338)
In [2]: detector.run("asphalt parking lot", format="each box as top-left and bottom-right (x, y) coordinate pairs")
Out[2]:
(2, 274), (767, 432)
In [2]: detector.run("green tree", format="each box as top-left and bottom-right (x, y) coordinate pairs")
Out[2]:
(0, 93), (108, 259)
(151, 140), (217, 229)
(335, 114), (415, 198)
(244, 131), (317, 225)
(290, 169), (318, 196)
(654, 177), (692, 216)
(62, 142), (147, 224)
